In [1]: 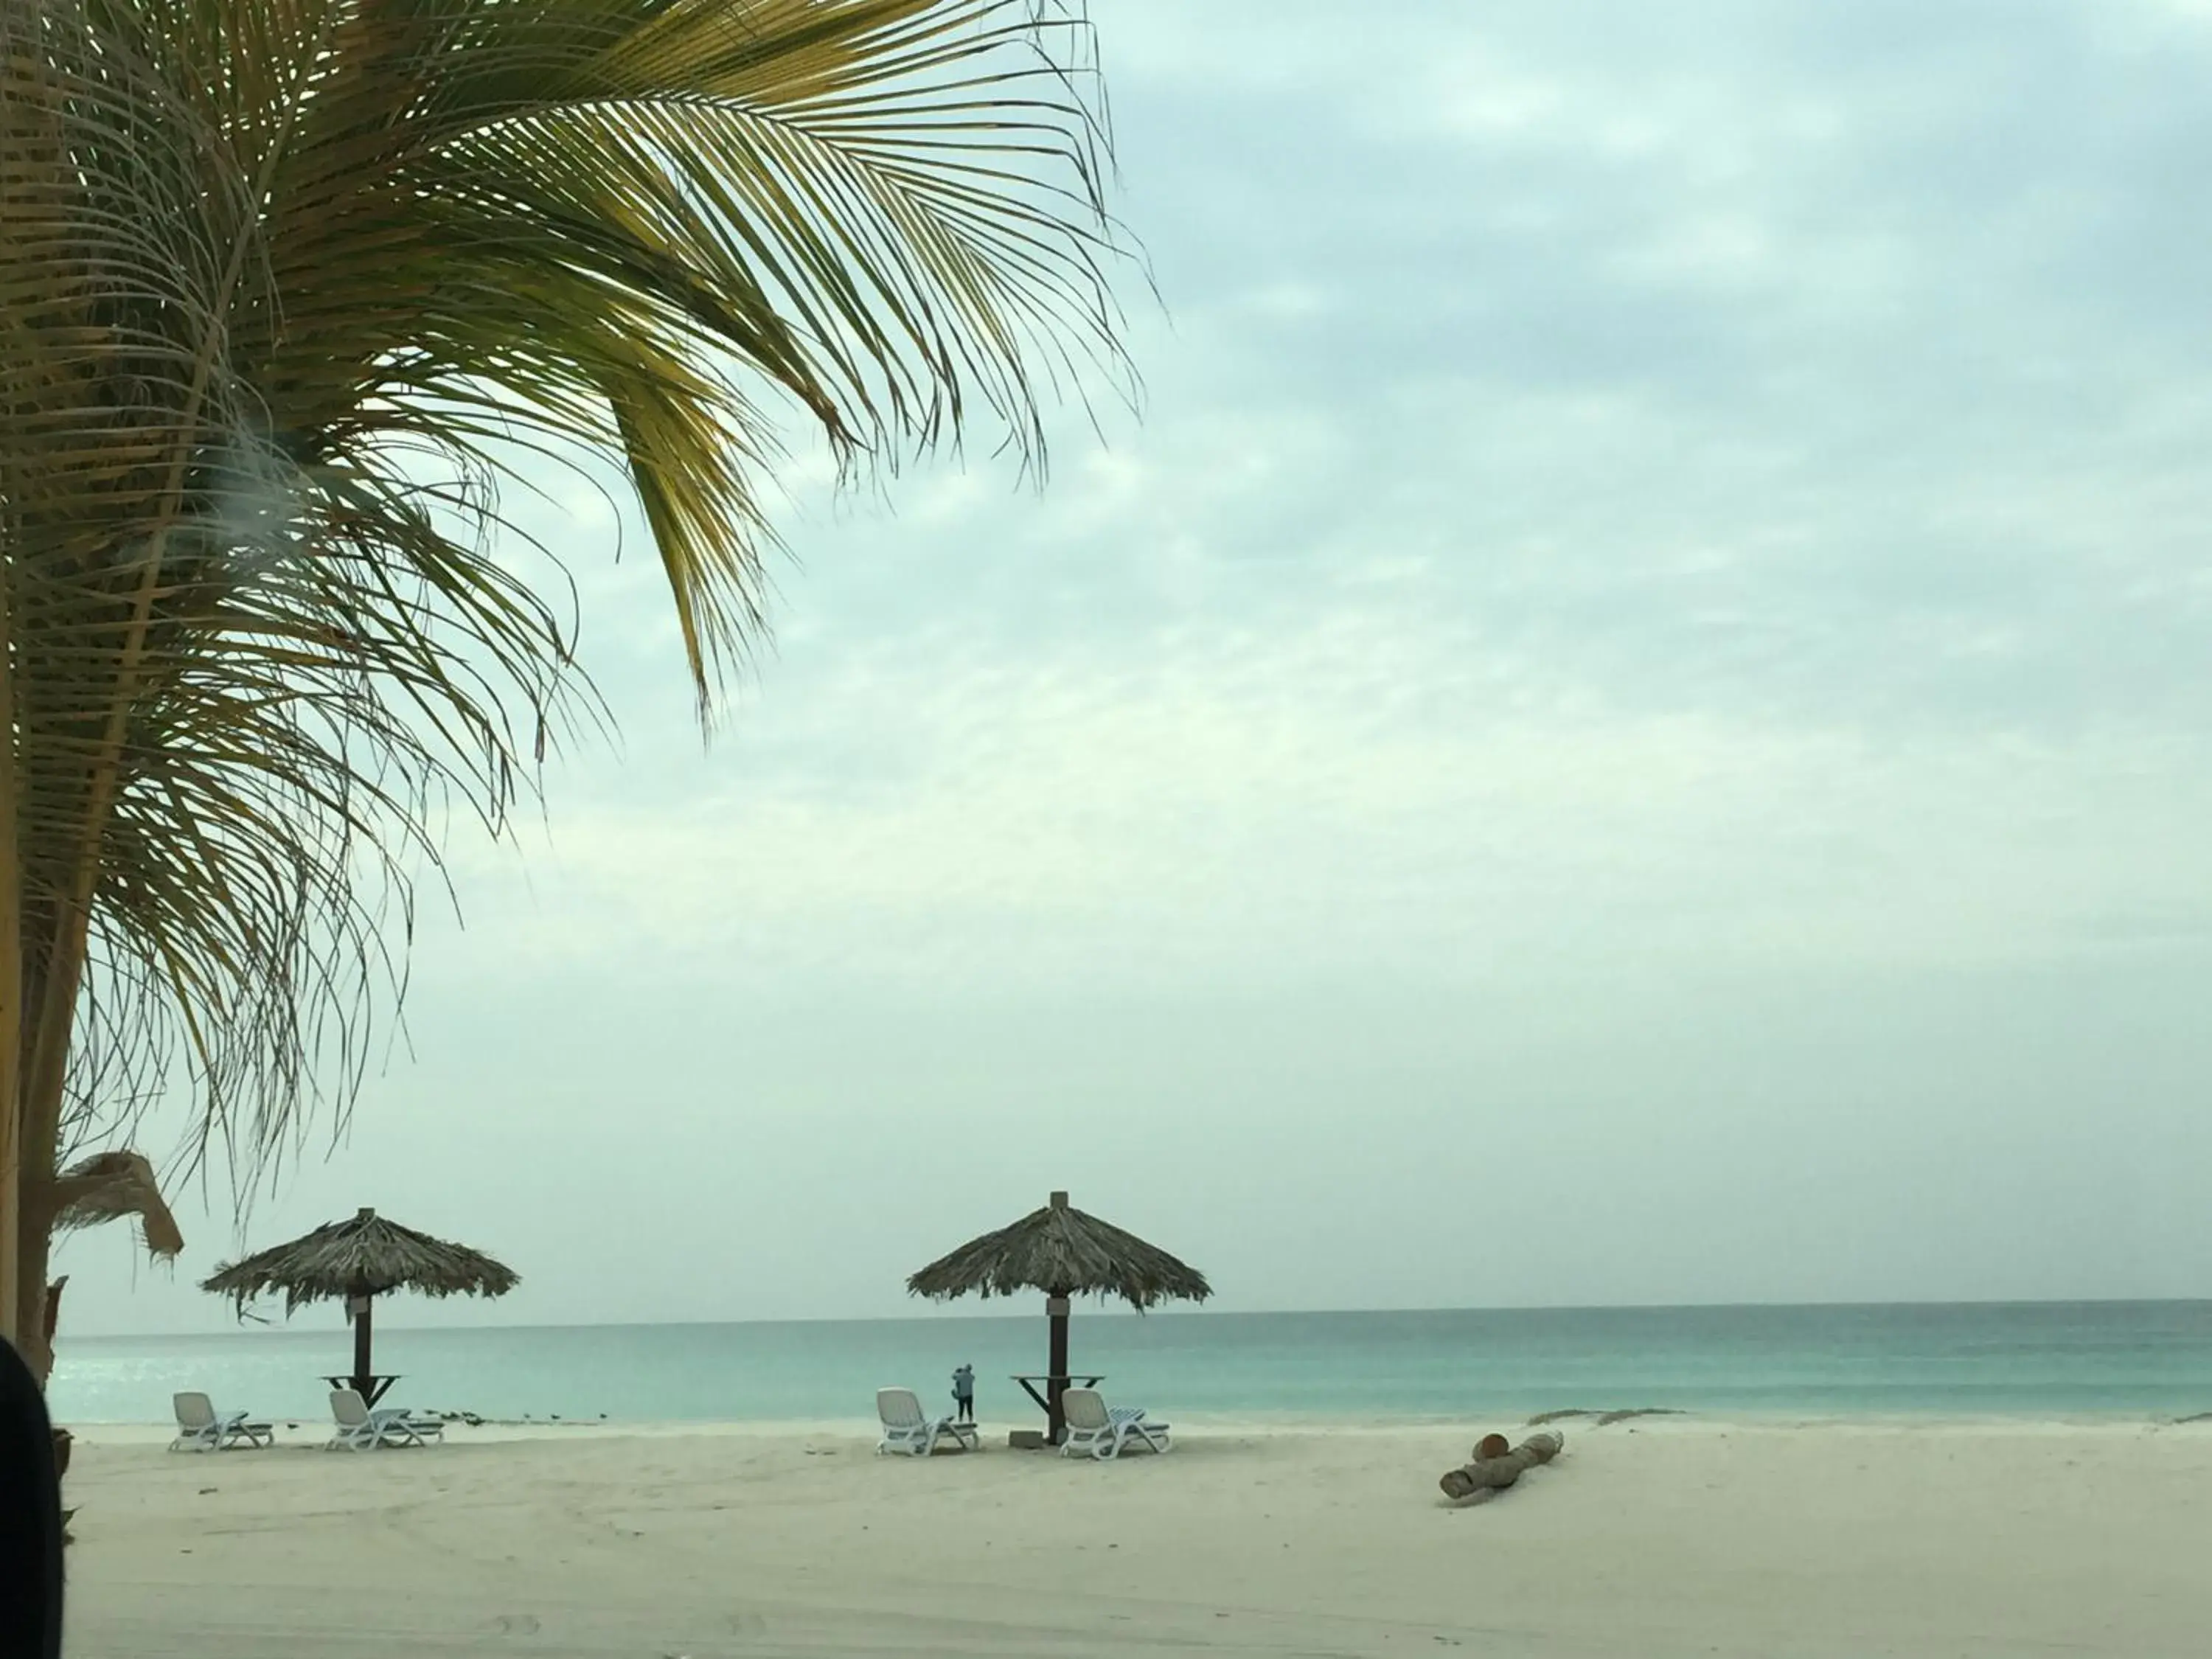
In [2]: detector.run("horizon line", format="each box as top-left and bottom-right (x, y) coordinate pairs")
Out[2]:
(61, 1293), (2212, 1343)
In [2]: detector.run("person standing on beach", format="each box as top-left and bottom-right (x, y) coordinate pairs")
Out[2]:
(952, 1363), (975, 1423)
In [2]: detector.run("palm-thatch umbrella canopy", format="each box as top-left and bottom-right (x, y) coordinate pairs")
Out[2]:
(908, 1191), (1209, 1442)
(201, 1208), (517, 1405)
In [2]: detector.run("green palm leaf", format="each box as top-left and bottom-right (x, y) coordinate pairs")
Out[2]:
(0, 0), (1136, 1371)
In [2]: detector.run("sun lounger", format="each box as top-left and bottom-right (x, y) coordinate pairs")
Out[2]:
(876, 1387), (979, 1456)
(326, 1388), (445, 1450)
(169, 1391), (274, 1452)
(1059, 1387), (1169, 1459)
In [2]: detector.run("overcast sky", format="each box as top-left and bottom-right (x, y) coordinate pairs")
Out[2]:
(58, 0), (2212, 1337)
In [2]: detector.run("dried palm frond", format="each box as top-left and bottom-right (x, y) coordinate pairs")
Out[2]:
(50, 1152), (184, 1258)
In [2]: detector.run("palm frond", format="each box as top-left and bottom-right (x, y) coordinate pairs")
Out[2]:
(1, 0), (1138, 1358)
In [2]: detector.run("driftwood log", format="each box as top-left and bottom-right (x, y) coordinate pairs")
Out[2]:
(1439, 1431), (1563, 1502)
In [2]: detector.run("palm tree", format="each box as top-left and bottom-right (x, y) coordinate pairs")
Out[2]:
(0, 0), (1133, 1374)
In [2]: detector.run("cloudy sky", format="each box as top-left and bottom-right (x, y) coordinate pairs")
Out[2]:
(60, 0), (2212, 1335)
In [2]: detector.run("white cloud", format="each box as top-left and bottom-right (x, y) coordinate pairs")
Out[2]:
(448, 595), (2212, 1002)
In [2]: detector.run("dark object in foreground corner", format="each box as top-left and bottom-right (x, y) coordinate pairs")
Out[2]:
(52, 1429), (74, 1545)
(1439, 1430), (1565, 1503)
(1, 1337), (66, 1657)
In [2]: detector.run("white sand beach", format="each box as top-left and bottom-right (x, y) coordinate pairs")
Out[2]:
(58, 1415), (2212, 1658)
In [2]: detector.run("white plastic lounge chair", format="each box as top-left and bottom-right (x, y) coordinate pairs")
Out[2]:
(876, 1387), (979, 1456)
(169, 1391), (274, 1452)
(1059, 1388), (1170, 1460)
(326, 1388), (445, 1450)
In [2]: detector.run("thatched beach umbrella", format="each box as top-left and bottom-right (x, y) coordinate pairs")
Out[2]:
(908, 1191), (1209, 1444)
(201, 1208), (516, 1405)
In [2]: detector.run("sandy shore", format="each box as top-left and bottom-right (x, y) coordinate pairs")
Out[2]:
(60, 1416), (2212, 1658)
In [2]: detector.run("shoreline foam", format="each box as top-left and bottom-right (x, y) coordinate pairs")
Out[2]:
(63, 1404), (2212, 1446)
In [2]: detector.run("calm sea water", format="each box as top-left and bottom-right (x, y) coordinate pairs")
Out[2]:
(46, 1302), (2212, 1426)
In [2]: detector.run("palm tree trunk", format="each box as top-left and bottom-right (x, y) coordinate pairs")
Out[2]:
(0, 564), (21, 1352)
(10, 1219), (55, 1383)
(15, 912), (86, 1366)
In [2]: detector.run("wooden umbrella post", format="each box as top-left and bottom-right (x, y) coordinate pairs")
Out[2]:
(1045, 1190), (1072, 1444)
(1046, 1294), (1071, 1443)
(348, 1283), (374, 1399)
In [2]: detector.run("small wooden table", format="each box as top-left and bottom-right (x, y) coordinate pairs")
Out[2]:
(324, 1374), (401, 1407)
(1010, 1373), (1103, 1442)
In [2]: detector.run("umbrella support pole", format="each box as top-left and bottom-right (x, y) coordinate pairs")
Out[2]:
(349, 1289), (374, 1399)
(1046, 1296), (1071, 1444)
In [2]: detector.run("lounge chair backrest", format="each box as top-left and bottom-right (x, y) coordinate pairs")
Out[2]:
(173, 1392), (215, 1430)
(330, 1389), (370, 1428)
(1060, 1388), (1110, 1431)
(877, 1388), (925, 1430)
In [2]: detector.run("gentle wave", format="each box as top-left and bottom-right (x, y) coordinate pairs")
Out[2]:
(47, 1301), (2212, 1425)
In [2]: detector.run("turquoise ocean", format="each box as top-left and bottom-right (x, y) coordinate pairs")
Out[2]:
(47, 1301), (2212, 1426)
